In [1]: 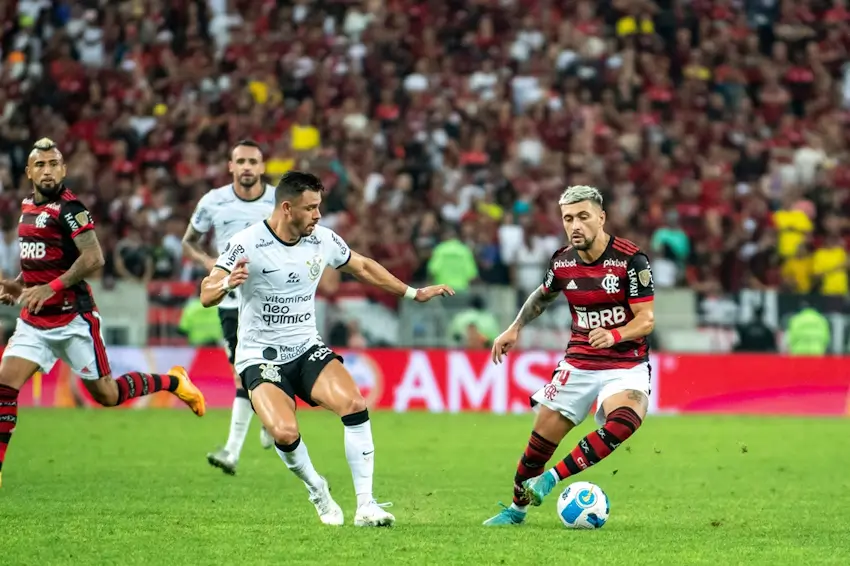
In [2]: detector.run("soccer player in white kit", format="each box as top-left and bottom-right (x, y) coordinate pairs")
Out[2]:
(200, 171), (454, 527)
(182, 140), (277, 474)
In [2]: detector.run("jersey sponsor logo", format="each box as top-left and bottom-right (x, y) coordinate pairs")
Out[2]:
(304, 235), (321, 245)
(330, 232), (348, 256)
(544, 269), (554, 290)
(601, 272), (620, 294)
(306, 254), (323, 280)
(64, 212), (78, 231)
(261, 294), (312, 324)
(603, 258), (627, 269)
(264, 294), (311, 305)
(308, 346), (333, 363)
(34, 212), (50, 229)
(225, 244), (245, 266)
(255, 239), (274, 248)
(575, 306), (627, 329)
(553, 259), (576, 269)
(628, 268), (638, 297)
(262, 268), (280, 274)
(46, 202), (61, 211)
(566, 280), (578, 290)
(20, 241), (47, 259)
(287, 272), (300, 284)
(261, 305), (312, 325)
(259, 363), (281, 383)
(191, 207), (209, 225)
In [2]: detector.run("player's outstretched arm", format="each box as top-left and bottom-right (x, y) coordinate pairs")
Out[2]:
(182, 224), (217, 272)
(339, 250), (454, 302)
(492, 285), (559, 364)
(200, 260), (249, 308)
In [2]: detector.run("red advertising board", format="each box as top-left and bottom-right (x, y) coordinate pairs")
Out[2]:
(9, 348), (850, 416)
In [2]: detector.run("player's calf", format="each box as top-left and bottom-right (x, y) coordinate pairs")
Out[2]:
(0, 356), (42, 486)
(525, 404), (643, 506)
(84, 372), (180, 407)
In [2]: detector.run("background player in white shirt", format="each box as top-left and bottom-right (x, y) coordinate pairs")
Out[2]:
(200, 171), (453, 527)
(182, 140), (277, 474)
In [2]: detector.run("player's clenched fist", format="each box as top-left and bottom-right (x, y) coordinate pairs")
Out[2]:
(491, 325), (520, 364)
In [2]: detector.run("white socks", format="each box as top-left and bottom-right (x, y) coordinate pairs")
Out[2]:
(224, 394), (253, 457)
(343, 411), (375, 508)
(276, 436), (324, 493)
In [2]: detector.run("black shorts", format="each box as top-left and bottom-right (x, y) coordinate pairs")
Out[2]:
(218, 308), (239, 364)
(240, 345), (343, 407)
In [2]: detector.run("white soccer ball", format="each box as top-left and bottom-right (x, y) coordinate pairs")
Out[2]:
(556, 481), (609, 529)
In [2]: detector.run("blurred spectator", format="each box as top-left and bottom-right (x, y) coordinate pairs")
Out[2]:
(786, 305), (831, 356)
(427, 225), (477, 292)
(178, 294), (223, 346)
(734, 305), (777, 353)
(0, 0), (845, 308)
(811, 214), (849, 295)
(650, 210), (689, 287)
(448, 295), (500, 348)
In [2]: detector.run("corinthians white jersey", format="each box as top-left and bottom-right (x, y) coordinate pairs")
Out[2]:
(190, 183), (276, 309)
(215, 221), (351, 372)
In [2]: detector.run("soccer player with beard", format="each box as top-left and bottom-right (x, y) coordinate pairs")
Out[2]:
(182, 140), (278, 474)
(483, 185), (655, 526)
(0, 139), (205, 488)
(200, 171), (454, 526)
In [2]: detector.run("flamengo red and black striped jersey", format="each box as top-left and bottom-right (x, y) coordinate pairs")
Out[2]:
(541, 236), (654, 370)
(18, 187), (97, 329)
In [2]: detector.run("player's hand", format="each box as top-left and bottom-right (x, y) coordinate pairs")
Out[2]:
(414, 284), (455, 302)
(227, 258), (250, 288)
(491, 325), (520, 364)
(0, 279), (23, 303)
(588, 327), (616, 349)
(18, 284), (56, 314)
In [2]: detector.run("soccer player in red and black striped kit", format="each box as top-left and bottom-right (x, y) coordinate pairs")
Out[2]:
(0, 138), (206, 488)
(484, 185), (655, 525)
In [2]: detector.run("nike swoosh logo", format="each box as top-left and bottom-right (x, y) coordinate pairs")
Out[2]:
(362, 450), (374, 456)
(262, 268), (280, 274)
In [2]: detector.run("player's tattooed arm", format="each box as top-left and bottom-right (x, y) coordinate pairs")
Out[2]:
(182, 225), (216, 272)
(512, 285), (559, 329)
(62, 230), (106, 287)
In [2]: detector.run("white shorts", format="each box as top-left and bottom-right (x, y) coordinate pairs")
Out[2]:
(2, 313), (111, 380)
(530, 360), (651, 427)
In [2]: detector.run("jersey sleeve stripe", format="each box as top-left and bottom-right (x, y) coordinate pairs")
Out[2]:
(335, 249), (352, 269)
(628, 296), (654, 304)
(214, 264), (232, 273)
(70, 224), (94, 239)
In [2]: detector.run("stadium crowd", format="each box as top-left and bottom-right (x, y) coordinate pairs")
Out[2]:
(0, 0), (848, 300)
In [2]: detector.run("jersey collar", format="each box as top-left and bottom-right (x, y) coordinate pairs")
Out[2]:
(263, 220), (300, 247)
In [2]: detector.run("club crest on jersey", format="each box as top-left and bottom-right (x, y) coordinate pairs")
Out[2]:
(306, 255), (323, 280)
(601, 272), (619, 294)
(259, 363), (281, 383)
(34, 212), (50, 228)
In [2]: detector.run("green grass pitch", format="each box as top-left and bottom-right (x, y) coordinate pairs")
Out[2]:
(2, 409), (849, 565)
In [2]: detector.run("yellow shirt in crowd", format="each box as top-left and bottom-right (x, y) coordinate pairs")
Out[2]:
(812, 245), (848, 296)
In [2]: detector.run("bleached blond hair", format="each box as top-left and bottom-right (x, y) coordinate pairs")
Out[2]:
(558, 185), (604, 208)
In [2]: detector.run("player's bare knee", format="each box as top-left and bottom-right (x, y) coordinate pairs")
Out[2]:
(339, 394), (367, 418)
(268, 422), (300, 446)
